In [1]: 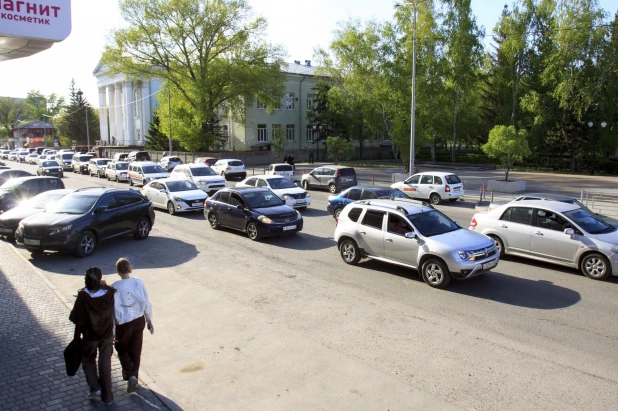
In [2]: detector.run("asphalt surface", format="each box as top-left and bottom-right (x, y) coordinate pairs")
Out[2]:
(3, 160), (618, 410)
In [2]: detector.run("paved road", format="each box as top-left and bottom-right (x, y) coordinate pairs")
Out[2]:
(3, 161), (618, 410)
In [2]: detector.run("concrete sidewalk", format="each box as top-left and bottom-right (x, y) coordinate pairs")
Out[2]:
(0, 241), (177, 410)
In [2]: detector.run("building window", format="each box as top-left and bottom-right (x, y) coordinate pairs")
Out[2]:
(133, 88), (141, 118)
(384, 132), (391, 141)
(286, 125), (295, 141)
(258, 124), (267, 142)
(285, 93), (295, 110)
(306, 94), (316, 111)
(306, 126), (316, 142)
(256, 99), (266, 110)
(221, 125), (229, 141)
(275, 99), (282, 110)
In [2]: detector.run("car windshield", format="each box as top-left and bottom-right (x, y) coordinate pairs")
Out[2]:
(243, 191), (285, 208)
(47, 195), (99, 214)
(407, 209), (460, 237)
(166, 180), (198, 192)
(191, 167), (217, 176)
(268, 178), (295, 189)
(115, 163), (128, 170)
(167, 157), (181, 162)
(97, 160), (110, 165)
(78, 156), (91, 162)
(24, 191), (68, 209)
(42, 161), (58, 167)
(445, 174), (461, 184)
(142, 165), (165, 173)
(563, 209), (616, 234)
(62, 154), (73, 159)
(274, 165), (293, 172)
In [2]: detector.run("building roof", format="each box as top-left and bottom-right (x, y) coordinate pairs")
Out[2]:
(283, 62), (318, 76)
(14, 120), (54, 129)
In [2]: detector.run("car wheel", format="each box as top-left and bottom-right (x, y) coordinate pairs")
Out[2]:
(134, 218), (151, 240)
(221, 171), (227, 180)
(328, 183), (337, 194)
(167, 201), (175, 215)
(488, 235), (505, 258)
(302, 180), (309, 190)
(208, 212), (220, 229)
(580, 253), (611, 280)
(75, 231), (96, 258)
(429, 193), (441, 205)
(334, 208), (343, 219)
(106, 174), (110, 181)
(421, 258), (451, 288)
(246, 222), (261, 241)
(339, 239), (361, 265)
(97, 171), (101, 178)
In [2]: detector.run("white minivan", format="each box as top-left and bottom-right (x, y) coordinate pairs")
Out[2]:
(391, 171), (464, 205)
(127, 161), (168, 186)
(266, 163), (294, 180)
(170, 164), (227, 195)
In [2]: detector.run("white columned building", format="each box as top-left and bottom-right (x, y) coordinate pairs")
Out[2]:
(93, 61), (161, 147)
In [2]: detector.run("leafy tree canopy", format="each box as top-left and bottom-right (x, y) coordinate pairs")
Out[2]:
(482, 125), (531, 181)
(326, 136), (355, 164)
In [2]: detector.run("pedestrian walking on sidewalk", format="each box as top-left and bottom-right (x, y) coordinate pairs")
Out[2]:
(112, 258), (154, 394)
(308, 146), (314, 164)
(69, 266), (116, 405)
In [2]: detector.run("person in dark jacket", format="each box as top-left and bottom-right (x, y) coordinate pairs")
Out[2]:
(69, 267), (116, 405)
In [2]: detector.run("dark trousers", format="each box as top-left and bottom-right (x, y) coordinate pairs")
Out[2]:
(115, 316), (145, 381)
(309, 154), (313, 164)
(82, 337), (113, 403)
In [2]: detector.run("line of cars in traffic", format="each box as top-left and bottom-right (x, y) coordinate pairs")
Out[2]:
(2, 152), (618, 288)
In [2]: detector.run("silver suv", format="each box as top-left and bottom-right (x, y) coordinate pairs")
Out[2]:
(334, 198), (499, 288)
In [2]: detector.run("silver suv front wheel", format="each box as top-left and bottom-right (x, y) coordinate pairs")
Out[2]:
(340, 239), (360, 265)
(421, 258), (451, 288)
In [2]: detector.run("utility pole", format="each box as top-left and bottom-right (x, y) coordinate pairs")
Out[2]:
(168, 88), (172, 154)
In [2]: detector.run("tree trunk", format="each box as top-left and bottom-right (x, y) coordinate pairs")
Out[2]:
(429, 70), (436, 162)
(451, 79), (460, 162)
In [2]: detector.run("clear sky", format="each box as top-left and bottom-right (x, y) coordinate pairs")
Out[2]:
(0, 0), (616, 107)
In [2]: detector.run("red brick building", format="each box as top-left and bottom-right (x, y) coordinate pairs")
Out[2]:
(11, 121), (55, 148)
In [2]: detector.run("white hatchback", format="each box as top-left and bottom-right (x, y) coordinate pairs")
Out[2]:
(391, 171), (464, 205)
(141, 178), (208, 215)
(266, 163), (294, 180)
(237, 175), (311, 209)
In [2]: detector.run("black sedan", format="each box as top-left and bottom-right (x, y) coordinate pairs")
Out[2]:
(0, 189), (73, 241)
(16, 187), (155, 257)
(204, 187), (303, 241)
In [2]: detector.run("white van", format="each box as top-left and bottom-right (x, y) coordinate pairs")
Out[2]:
(127, 161), (168, 186)
(266, 163), (294, 180)
(170, 164), (227, 194)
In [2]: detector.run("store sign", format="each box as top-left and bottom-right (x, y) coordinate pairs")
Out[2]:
(0, 0), (71, 41)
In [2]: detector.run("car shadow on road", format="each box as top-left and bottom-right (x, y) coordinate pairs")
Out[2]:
(267, 232), (335, 251)
(300, 208), (331, 217)
(446, 271), (581, 309)
(24, 235), (199, 277)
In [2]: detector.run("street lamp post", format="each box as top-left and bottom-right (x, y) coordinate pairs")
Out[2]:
(587, 120), (607, 175)
(76, 91), (91, 151)
(395, 1), (419, 175)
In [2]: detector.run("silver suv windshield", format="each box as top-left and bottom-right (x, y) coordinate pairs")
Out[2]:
(407, 209), (460, 237)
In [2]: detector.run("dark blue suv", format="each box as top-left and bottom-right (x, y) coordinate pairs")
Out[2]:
(327, 186), (407, 219)
(204, 187), (303, 241)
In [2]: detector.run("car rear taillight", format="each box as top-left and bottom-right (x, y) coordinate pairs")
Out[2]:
(470, 217), (477, 227)
(445, 185), (451, 192)
(337, 169), (341, 177)
(226, 167), (231, 170)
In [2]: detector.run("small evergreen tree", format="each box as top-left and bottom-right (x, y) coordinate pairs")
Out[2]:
(145, 110), (178, 151)
(57, 79), (99, 146)
(270, 125), (286, 159)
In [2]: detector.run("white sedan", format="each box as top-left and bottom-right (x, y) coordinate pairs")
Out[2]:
(237, 175), (311, 209)
(141, 178), (208, 215)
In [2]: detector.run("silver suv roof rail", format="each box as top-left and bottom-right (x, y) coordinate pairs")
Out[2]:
(355, 198), (434, 209)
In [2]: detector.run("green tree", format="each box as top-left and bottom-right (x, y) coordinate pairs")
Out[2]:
(23, 90), (65, 121)
(0, 97), (25, 145)
(56, 79), (100, 147)
(270, 125), (286, 160)
(102, 0), (286, 151)
(144, 110), (179, 151)
(482, 125), (531, 181)
(326, 136), (354, 164)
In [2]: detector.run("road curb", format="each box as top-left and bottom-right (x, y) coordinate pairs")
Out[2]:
(6, 244), (181, 411)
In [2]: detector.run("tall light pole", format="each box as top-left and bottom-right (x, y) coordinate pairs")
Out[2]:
(396, 1), (419, 175)
(587, 120), (607, 175)
(76, 91), (90, 151)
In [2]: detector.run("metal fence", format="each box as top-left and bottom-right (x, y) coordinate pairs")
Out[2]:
(580, 189), (618, 218)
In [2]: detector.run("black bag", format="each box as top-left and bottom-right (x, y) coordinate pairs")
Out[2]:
(63, 324), (83, 376)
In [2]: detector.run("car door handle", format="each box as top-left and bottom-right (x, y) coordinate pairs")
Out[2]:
(500, 224), (508, 228)
(359, 231), (367, 235)
(535, 231), (543, 236)
(428, 186), (434, 189)
(385, 238), (393, 242)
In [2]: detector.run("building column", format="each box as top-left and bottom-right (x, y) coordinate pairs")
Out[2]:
(115, 82), (124, 144)
(98, 87), (108, 144)
(107, 85), (116, 144)
(141, 81), (151, 145)
(123, 81), (135, 145)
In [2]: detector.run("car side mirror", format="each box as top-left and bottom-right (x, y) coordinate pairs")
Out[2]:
(159, 189), (166, 193)
(404, 232), (416, 239)
(95, 206), (108, 214)
(564, 228), (575, 237)
(236, 204), (243, 210)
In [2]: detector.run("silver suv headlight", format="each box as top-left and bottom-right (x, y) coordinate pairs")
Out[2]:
(458, 250), (474, 261)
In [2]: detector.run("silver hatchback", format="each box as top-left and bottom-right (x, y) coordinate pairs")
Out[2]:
(470, 199), (618, 280)
(334, 198), (498, 288)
